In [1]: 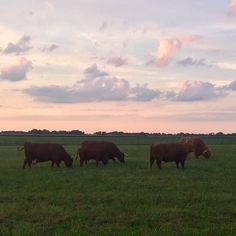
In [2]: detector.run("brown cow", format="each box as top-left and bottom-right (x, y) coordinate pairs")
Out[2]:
(18, 142), (73, 168)
(77, 147), (108, 167)
(179, 137), (211, 158)
(150, 143), (189, 169)
(76, 141), (125, 167)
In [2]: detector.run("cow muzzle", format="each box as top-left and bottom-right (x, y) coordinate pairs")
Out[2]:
(203, 150), (211, 158)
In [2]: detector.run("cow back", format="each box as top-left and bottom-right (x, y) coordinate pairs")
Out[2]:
(151, 143), (188, 162)
(81, 141), (124, 161)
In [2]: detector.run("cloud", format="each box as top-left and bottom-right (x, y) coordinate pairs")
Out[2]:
(0, 57), (33, 82)
(155, 35), (201, 67)
(21, 77), (236, 103)
(131, 24), (160, 35)
(131, 84), (161, 101)
(226, 80), (236, 90)
(228, 0), (236, 15)
(156, 38), (182, 67)
(3, 35), (32, 55)
(41, 44), (59, 53)
(170, 80), (224, 101)
(99, 22), (108, 31)
(215, 62), (236, 70)
(83, 64), (108, 79)
(177, 57), (211, 67)
(23, 65), (161, 103)
(107, 56), (128, 67)
(180, 35), (201, 45)
(142, 24), (160, 34)
(75, 75), (131, 102)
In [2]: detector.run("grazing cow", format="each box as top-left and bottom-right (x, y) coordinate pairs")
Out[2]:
(179, 137), (211, 158)
(150, 143), (189, 169)
(76, 141), (125, 167)
(77, 147), (108, 167)
(18, 142), (73, 168)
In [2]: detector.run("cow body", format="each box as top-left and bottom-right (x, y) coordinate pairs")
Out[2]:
(78, 147), (108, 167)
(179, 137), (211, 158)
(76, 141), (125, 167)
(150, 143), (189, 169)
(19, 142), (73, 168)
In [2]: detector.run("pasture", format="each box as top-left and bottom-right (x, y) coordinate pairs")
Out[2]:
(0, 135), (235, 235)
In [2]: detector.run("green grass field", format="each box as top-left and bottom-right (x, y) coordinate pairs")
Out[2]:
(0, 135), (235, 235)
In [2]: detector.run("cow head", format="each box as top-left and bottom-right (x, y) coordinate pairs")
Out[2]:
(202, 149), (211, 158)
(65, 156), (73, 167)
(117, 152), (125, 163)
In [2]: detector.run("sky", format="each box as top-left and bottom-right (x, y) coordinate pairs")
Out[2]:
(0, 0), (236, 134)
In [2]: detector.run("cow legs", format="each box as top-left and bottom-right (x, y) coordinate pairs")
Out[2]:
(176, 161), (180, 168)
(156, 161), (162, 169)
(102, 159), (108, 165)
(56, 160), (61, 168)
(51, 161), (55, 168)
(27, 160), (32, 168)
(23, 158), (34, 168)
(23, 159), (27, 169)
(80, 159), (84, 167)
(180, 160), (185, 169)
(149, 157), (155, 169)
(110, 157), (117, 163)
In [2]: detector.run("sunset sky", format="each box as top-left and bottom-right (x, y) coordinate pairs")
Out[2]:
(0, 0), (236, 133)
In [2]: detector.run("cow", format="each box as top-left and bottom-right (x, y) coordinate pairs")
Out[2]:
(179, 137), (211, 158)
(18, 142), (73, 168)
(76, 141), (125, 167)
(77, 147), (108, 167)
(149, 143), (189, 169)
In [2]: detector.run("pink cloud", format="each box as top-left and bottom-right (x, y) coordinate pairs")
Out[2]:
(0, 57), (33, 81)
(156, 35), (201, 67)
(156, 38), (181, 66)
(180, 34), (201, 45)
(107, 56), (128, 67)
(228, 0), (236, 14)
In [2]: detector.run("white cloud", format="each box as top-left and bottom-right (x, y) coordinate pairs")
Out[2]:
(177, 57), (211, 67)
(23, 64), (161, 103)
(215, 62), (236, 70)
(131, 84), (161, 101)
(227, 80), (236, 90)
(171, 80), (224, 101)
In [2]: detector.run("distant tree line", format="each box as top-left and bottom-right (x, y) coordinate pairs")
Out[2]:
(0, 129), (235, 136)
(0, 129), (85, 136)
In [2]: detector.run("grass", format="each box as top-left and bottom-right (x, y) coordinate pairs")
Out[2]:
(0, 136), (235, 235)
